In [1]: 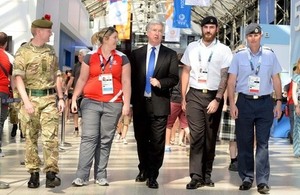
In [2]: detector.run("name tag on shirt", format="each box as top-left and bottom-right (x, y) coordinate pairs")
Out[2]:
(99, 73), (113, 94)
(197, 68), (208, 89)
(248, 75), (260, 93)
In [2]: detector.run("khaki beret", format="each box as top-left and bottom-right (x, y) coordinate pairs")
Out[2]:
(201, 16), (218, 27)
(245, 23), (262, 36)
(31, 14), (53, 29)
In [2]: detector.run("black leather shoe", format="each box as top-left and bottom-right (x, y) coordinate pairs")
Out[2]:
(186, 179), (204, 189)
(146, 178), (159, 189)
(239, 181), (252, 191)
(257, 183), (270, 194)
(135, 171), (147, 182)
(205, 179), (215, 187)
(28, 172), (40, 188)
(46, 171), (61, 188)
(11, 124), (17, 137)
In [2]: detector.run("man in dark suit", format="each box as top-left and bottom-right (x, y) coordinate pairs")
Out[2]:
(130, 20), (179, 189)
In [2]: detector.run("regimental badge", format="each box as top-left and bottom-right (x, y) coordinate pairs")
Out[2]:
(210, 19), (213, 23)
(254, 28), (259, 33)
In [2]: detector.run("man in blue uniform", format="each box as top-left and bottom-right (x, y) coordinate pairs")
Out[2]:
(227, 23), (282, 194)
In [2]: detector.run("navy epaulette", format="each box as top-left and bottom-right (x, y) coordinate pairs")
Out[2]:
(262, 46), (274, 52)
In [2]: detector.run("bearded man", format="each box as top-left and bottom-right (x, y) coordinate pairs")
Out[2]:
(180, 16), (233, 189)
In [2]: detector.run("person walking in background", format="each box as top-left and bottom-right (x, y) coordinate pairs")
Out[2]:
(13, 15), (65, 189)
(65, 49), (91, 137)
(116, 113), (132, 144)
(71, 27), (131, 187)
(0, 31), (15, 189)
(165, 57), (189, 153)
(227, 23), (282, 194)
(64, 70), (72, 121)
(130, 19), (179, 189)
(181, 16), (232, 189)
(286, 66), (296, 144)
(0, 32), (15, 157)
(292, 59), (300, 157)
(219, 90), (238, 172)
(219, 45), (245, 172)
(9, 41), (27, 139)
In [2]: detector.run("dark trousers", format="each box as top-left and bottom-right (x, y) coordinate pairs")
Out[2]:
(0, 92), (9, 149)
(235, 94), (273, 185)
(288, 104), (294, 142)
(133, 99), (168, 179)
(186, 88), (223, 181)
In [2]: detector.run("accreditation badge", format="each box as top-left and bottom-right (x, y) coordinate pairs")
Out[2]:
(248, 75), (260, 93)
(197, 67), (208, 89)
(99, 73), (113, 94)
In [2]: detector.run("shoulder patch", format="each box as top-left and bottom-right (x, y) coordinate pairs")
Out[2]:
(235, 48), (246, 53)
(262, 46), (274, 52)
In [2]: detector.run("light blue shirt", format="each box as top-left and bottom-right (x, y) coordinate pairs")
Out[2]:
(228, 46), (282, 96)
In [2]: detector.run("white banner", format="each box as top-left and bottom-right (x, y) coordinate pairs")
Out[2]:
(185, 0), (211, 6)
(165, 17), (180, 42)
(108, 0), (128, 25)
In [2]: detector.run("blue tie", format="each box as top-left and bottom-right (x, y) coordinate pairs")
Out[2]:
(145, 47), (156, 93)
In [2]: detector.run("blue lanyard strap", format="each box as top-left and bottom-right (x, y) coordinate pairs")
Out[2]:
(199, 39), (217, 63)
(247, 47), (262, 75)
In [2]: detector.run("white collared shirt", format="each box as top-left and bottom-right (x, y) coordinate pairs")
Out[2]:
(181, 39), (232, 90)
(144, 44), (161, 97)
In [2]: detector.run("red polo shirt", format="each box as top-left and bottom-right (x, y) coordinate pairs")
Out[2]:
(82, 48), (129, 103)
(0, 48), (13, 94)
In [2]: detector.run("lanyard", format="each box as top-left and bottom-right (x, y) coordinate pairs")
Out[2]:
(247, 47), (262, 75)
(99, 54), (113, 73)
(198, 39), (217, 63)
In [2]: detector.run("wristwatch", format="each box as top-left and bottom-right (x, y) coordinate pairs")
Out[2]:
(275, 98), (282, 102)
(215, 97), (221, 103)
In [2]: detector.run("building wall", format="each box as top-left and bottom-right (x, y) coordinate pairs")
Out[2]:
(0, 0), (38, 54)
(0, 0), (92, 70)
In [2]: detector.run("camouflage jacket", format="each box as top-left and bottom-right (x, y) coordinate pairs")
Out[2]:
(13, 42), (61, 89)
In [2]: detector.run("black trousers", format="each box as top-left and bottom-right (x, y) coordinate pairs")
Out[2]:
(186, 88), (223, 181)
(133, 98), (168, 179)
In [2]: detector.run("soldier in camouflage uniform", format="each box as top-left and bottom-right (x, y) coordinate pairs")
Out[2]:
(13, 14), (65, 189)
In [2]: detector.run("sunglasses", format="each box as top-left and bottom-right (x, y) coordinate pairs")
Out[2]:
(103, 27), (116, 37)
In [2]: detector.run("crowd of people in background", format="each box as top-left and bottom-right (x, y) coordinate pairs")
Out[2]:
(1, 13), (299, 195)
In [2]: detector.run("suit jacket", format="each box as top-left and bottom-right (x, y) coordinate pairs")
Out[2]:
(130, 44), (179, 116)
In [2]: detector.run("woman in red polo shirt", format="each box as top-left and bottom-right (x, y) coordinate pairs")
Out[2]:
(71, 27), (131, 187)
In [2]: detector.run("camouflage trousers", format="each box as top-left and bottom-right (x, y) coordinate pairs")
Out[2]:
(9, 103), (19, 124)
(9, 91), (21, 124)
(19, 94), (59, 173)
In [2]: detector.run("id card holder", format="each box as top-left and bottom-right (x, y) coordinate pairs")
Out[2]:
(99, 73), (113, 94)
(198, 69), (208, 89)
(248, 75), (260, 93)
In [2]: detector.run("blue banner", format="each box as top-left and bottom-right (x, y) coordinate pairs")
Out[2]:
(173, 0), (191, 28)
(290, 0), (300, 73)
(259, 0), (275, 24)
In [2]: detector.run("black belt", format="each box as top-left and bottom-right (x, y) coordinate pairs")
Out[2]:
(191, 88), (217, 94)
(144, 97), (152, 102)
(26, 88), (56, 97)
(239, 93), (271, 100)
